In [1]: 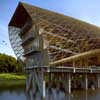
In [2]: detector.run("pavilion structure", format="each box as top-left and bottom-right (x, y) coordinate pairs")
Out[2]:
(8, 2), (100, 99)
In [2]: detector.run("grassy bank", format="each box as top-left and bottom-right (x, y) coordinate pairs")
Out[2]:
(0, 73), (26, 90)
(0, 73), (26, 80)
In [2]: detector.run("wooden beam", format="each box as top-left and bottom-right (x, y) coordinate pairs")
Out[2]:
(50, 49), (100, 66)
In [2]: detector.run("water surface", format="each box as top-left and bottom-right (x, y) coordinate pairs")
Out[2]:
(0, 88), (100, 100)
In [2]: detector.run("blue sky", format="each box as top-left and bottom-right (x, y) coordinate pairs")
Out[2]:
(0, 0), (100, 58)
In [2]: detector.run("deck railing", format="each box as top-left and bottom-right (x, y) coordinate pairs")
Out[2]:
(24, 66), (100, 73)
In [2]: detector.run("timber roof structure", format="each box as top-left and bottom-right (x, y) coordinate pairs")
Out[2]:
(9, 2), (100, 67)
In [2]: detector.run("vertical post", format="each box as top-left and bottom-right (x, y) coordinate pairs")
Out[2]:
(73, 61), (76, 73)
(68, 73), (71, 94)
(85, 73), (88, 90)
(42, 72), (46, 100)
(43, 80), (46, 99)
(84, 73), (88, 100)
(48, 72), (52, 100)
(97, 74), (100, 88)
(48, 72), (51, 85)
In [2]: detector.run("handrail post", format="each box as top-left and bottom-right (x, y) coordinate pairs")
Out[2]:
(73, 67), (76, 73)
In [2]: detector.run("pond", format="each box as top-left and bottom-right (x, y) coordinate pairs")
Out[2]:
(0, 90), (25, 100)
(0, 88), (100, 100)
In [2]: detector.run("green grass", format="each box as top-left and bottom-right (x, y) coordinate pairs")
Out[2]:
(0, 73), (26, 80)
(0, 73), (26, 90)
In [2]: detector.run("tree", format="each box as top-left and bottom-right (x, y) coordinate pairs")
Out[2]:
(0, 53), (22, 73)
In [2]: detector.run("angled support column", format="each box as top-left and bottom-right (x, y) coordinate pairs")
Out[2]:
(26, 72), (32, 100)
(32, 71), (37, 98)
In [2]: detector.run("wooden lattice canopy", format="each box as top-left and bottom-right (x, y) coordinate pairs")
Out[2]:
(9, 2), (100, 67)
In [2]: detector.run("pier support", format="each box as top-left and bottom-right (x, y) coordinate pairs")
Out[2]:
(85, 73), (88, 90)
(26, 73), (32, 100)
(43, 80), (46, 99)
(41, 71), (46, 100)
(97, 74), (100, 88)
(32, 73), (37, 99)
(68, 73), (71, 94)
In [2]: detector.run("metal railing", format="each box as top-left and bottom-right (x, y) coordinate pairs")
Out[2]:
(25, 66), (100, 73)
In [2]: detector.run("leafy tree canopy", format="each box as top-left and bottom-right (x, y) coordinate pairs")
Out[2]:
(0, 53), (22, 73)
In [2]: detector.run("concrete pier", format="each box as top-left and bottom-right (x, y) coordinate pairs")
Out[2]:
(43, 80), (46, 99)
(68, 73), (71, 94)
(85, 73), (88, 90)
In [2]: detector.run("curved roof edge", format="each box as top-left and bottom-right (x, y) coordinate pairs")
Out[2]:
(8, 2), (31, 28)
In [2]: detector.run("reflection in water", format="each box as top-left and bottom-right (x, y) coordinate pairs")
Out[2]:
(0, 88), (100, 100)
(0, 90), (25, 100)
